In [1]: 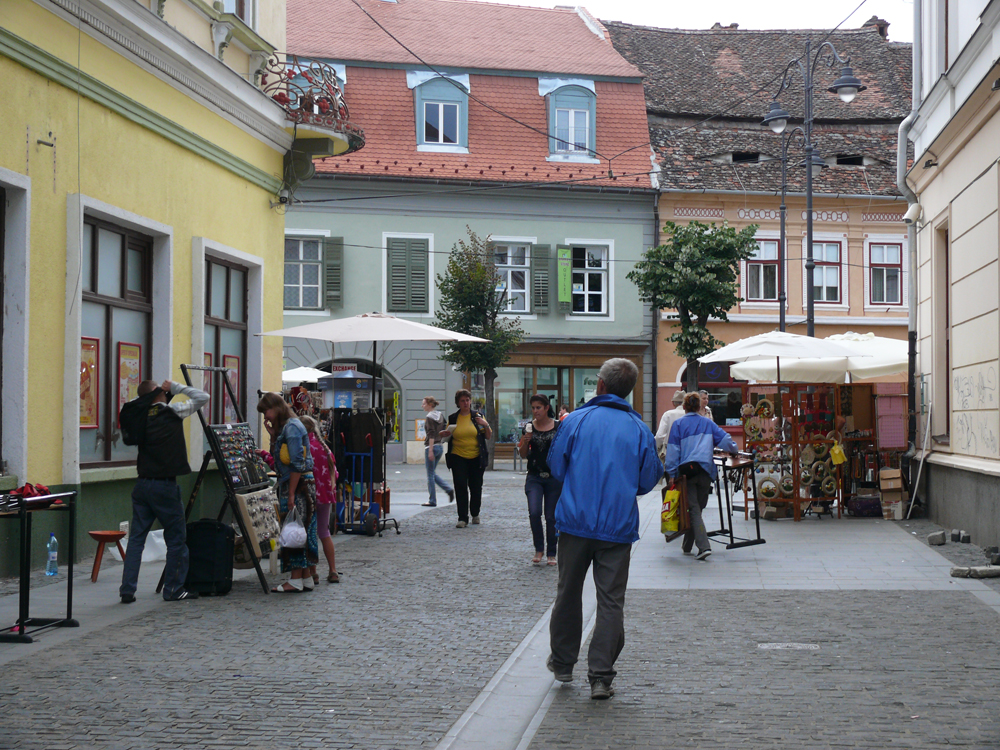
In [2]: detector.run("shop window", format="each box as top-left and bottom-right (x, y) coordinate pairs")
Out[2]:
(870, 243), (902, 305)
(495, 244), (529, 313)
(284, 236), (343, 310)
(80, 219), (153, 466)
(386, 237), (429, 314)
(811, 242), (842, 303)
(571, 245), (607, 315)
(746, 240), (779, 301)
(205, 258), (248, 424)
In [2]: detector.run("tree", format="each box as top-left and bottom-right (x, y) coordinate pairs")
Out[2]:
(435, 227), (524, 468)
(627, 220), (759, 393)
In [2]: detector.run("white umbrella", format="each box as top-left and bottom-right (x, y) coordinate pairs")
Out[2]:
(260, 312), (490, 344)
(729, 332), (904, 383)
(281, 366), (331, 383)
(700, 331), (861, 364)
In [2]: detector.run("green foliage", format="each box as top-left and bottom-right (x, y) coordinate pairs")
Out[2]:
(627, 220), (759, 381)
(435, 227), (524, 374)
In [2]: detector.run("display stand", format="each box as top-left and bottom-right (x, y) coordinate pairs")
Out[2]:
(156, 364), (274, 594)
(0, 491), (79, 643)
(838, 383), (906, 514)
(709, 453), (766, 549)
(333, 409), (399, 537)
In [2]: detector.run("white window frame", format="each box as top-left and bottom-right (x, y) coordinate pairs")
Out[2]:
(285, 228), (333, 316)
(283, 236), (324, 311)
(492, 235), (537, 319)
(741, 230), (785, 309)
(864, 233), (909, 311)
(564, 238), (614, 320)
(65, 196), (174, 485)
(381, 232), (435, 319)
(423, 101), (461, 146)
(801, 232), (849, 312)
(554, 108), (589, 153)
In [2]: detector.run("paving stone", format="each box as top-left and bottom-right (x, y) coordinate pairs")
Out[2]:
(926, 531), (946, 546)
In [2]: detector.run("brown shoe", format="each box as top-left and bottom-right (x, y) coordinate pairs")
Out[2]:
(327, 571), (340, 583)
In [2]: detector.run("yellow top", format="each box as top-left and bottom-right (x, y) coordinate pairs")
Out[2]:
(451, 414), (481, 459)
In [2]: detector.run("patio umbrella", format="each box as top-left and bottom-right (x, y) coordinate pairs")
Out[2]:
(281, 366), (332, 383)
(699, 330), (863, 382)
(729, 332), (905, 383)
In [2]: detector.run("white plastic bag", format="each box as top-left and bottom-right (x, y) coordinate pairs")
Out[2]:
(109, 529), (167, 562)
(278, 505), (307, 549)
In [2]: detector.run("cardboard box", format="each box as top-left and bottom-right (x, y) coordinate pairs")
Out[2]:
(879, 468), (903, 491)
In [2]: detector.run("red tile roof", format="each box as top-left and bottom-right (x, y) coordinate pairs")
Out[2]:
(313, 68), (655, 190)
(287, 0), (642, 78)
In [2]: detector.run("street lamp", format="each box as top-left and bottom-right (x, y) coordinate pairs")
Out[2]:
(761, 40), (866, 337)
(775, 126), (805, 333)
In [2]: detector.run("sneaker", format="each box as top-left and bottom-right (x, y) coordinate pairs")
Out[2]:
(456, 520), (468, 528)
(120, 593), (136, 604)
(471, 516), (480, 525)
(590, 681), (615, 700)
(695, 548), (712, 561)
(167, 589), (199, 601)
(446, 489), (455, 503)
(421, 501), (437, 507)
(546, 655), (572, 683)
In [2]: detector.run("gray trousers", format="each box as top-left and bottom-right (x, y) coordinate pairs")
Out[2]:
(682, 469), (713, 554)
(549, 533), (631, 686)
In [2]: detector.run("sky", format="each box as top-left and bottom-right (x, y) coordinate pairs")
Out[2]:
(486, 0), (916, 43)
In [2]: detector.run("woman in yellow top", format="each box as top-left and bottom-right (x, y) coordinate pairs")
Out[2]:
(440, 389), (492, 528)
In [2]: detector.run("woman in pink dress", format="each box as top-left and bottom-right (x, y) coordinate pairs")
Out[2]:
(300, 416), (339, 583)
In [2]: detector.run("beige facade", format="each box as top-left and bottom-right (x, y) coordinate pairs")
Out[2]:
(655, 191), (910, 428)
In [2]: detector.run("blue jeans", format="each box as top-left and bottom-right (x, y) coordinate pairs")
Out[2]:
(120, 478), (189, 600)
(525, 474), (561, 557)
(424, 444), (452, 504)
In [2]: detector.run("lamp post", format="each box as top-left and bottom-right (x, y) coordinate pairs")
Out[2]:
(761, 39), (866, 337)
(775, 126), (805, 333)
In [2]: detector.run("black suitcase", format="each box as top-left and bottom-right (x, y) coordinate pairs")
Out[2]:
(185, 519), (235, 595)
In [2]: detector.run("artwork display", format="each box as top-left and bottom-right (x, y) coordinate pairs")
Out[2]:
(208, 422), (270, 489)
(80, 337), (100, 429)
(117, 342), (142, 420)
(234, 486), (281, 558)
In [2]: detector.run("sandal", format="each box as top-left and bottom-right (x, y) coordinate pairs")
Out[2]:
(301, 579), (315, 592)
(328, 571), (340, 583)
(312, 573), (320, 585)
(271, 582), (302, 593)
(532, 552), (544, 565)
(547, 557), (557, 566)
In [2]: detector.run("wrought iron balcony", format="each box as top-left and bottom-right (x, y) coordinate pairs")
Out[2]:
(262, 55), (365, 156)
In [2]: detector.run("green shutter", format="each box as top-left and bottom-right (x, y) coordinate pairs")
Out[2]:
(531, 244), (551, 314)
(408, 239), (429, 313)
(557, 245), (572, 313)
(323, 237), (344, 310)
(387, 238), (410, 312)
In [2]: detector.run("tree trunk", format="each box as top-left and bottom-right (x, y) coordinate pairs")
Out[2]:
(484, 367), (497, 471)
(686, 357), (700, 393)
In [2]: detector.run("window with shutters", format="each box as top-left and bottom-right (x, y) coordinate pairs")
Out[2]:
(386, 236), (430, 314)
(494, 243), (529, 313)
(284, 236), (343, 310)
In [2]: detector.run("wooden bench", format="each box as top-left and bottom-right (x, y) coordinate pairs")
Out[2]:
(493, 442), (523, 471)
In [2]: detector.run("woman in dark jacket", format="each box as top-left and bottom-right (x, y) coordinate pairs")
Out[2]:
(440, 389), (492, 528)
(517, 394), (562, 565)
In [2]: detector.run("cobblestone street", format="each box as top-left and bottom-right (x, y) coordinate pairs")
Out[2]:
(2, 465), (999, 749)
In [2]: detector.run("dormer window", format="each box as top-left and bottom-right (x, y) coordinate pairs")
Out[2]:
(836, 154), (865, 166)
(409, 72), (470, 153)
(540, 79), (598, 163)
(732, 152), (761, 164)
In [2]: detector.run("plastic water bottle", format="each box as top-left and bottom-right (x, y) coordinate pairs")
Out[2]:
(45, 533), (58, 576)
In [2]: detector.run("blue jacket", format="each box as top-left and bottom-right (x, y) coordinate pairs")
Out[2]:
(548, 394), (664, 544)
(664, 413), (738, 479)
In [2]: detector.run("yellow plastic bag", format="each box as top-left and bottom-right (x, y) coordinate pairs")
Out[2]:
(830, 441), (847, 465)
(661, 487), (681, 533)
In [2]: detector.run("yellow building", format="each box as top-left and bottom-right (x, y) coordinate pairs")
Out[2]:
(0, 0), (361, 572)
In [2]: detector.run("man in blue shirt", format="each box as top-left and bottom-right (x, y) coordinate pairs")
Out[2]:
(545, 358), (663, 700)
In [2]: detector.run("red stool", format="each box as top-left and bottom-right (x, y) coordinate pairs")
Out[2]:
(88, 530), (127, 583)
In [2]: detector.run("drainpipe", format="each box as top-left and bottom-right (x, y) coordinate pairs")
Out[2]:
(898, 0), (922, 471)
(651, 193), (661, 430)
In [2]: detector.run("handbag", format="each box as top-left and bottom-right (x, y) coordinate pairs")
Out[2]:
(662, 477), (691, 542)
(277, 505), (307, 549)
(830, 441), (847, 465)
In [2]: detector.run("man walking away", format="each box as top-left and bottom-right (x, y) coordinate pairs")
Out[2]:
(546, 358), (663, 700)
(120, 379), (209, 603)
(654, 389), (686, 462)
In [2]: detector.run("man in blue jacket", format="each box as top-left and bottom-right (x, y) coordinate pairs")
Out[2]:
(546, 358), (663, 700)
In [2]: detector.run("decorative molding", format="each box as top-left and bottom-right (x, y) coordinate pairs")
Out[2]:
(863, 212), (905, 222)
(211, 21), (234, 60)
(738, 208), (780, 220)
(674, 206), (724, 219)
(39, 0), (290, 151)
(801, 210), (850, 222)
(1, 26), (282, 194)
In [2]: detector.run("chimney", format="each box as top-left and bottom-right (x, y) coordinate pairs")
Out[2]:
(711, 22), (738, 30)
(862, 15), (889, 40)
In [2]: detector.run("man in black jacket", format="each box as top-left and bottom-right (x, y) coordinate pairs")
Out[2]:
(120, 379), (209, 603)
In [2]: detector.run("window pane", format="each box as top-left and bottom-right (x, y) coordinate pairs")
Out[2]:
(886, 268), (900, 302)
(748, 265), (761, 298)
(284, 286), (299, 308)
(80, 302), (105, 463)
(210, 263), (227, 318)
(827, 244), (839, 263)
(126, 248), (143, 293)
(510, 270), (526, 292)
(302, 287), (319, 308)
(588, 293), (602, 312)
(509, 292), (526, 311)
(763, 242), (778, 260)
(229, 268), (246, 323)
(494, 247), (509, 265)
(97, 228), (122, 297)
(285, 263), (300, 285)
(871, 245), (884, 264)
(588, 272), (602, 292)
(424, 102), (440, 143)
(284, 239), (300, 260)
(763, 265), (777, 299)
(556, 109), (569, 150)
(301, 240), (320, 261)
(872, 268), (884, 302)
(83, 225), (93, 292)
(571, 110), (588, 150)
(587, 249), (604, 268)
(302, 264), (319, 286)
(442, 103), (458, 144)
(887, 245), (901, 264)
(110, 307), (148, 461)
(572, 293), (585, 312)
(572, 248), (586, 268)
(510, 246), (526, 266)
